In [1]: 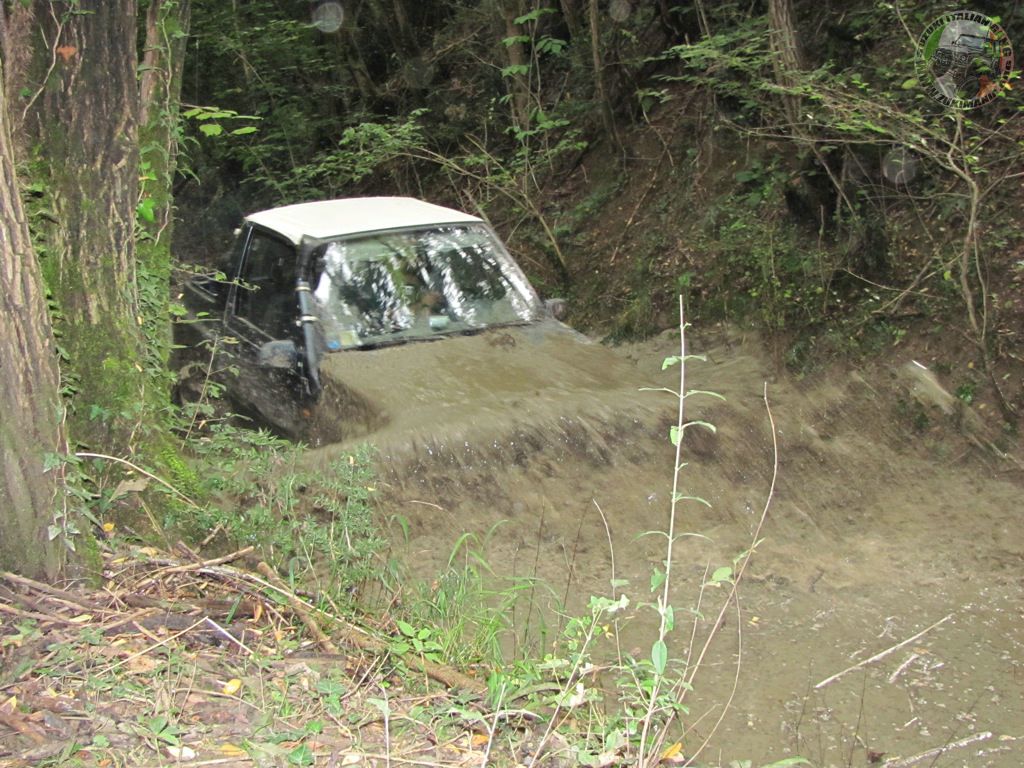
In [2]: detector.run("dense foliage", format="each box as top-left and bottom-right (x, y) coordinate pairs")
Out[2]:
(177, 1), (1022, 391)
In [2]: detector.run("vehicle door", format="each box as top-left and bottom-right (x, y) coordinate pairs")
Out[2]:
(227, 227), (299, 344)
(224, 227), (305, 400)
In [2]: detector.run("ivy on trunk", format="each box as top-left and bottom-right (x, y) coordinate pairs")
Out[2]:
(27, 0), (146, 450)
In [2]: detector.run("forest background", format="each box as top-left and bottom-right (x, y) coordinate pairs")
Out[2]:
(0, 1), (1022, 764)
(1, 0), (1022, 585)
(0, 0), (1020, 686)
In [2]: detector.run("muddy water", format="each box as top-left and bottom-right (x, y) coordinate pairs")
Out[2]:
(302, 326), (1023, 767)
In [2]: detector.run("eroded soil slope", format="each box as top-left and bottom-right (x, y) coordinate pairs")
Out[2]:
(318, 325), (1024, 766)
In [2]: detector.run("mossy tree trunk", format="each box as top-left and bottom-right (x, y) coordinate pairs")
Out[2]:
(0, 56), (65, 580)
(138, 0), (191, 374)
(26, 0), (147, 451)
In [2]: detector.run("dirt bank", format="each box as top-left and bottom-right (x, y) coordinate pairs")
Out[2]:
(335, 325), (1024, 766)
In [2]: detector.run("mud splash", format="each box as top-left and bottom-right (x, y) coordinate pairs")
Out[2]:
(304, 320), (671, 469)
(299, 325), (1023, 766)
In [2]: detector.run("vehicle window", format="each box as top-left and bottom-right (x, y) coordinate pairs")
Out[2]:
(235, 230), (297, 339)
(310, 224), (540, 349)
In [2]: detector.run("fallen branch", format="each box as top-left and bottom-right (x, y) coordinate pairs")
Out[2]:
(147, 545), (255, 578)
(1, 572), (103, 611)
(0, 708), (47, 745)
(256, 562), (339, 653)
(255, 562), (485, 694)
(815, 614), (952, 689)
(0, 600), (77, 625)
(882, 731), (992, 767)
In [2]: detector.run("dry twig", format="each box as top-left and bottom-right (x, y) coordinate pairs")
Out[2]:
(815, 614), (953, 689)
(882, 731), (992, 767)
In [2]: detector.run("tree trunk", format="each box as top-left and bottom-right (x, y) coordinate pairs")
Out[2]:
(0, 56), (65, 580)
(500, 0), (530, 132)
(139, 0), (191, 375)
(768, 0), (804, 127)
(392, 0), (414, 55)
(559, 0), (583, 40)
(0, 1), (35, 137)
(140, 0), (190, 235)
(588, 0), (620, 154)
(27, 0), (145, 450)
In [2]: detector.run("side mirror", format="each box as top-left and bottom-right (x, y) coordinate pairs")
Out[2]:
(258, 340), (299, 369)
(544, 298), (568, 321)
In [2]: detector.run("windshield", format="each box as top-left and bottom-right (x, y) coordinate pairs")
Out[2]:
(310, 224), (541, 349)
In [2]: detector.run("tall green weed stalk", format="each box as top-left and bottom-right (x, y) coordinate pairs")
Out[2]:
(478, 298), (799, 768)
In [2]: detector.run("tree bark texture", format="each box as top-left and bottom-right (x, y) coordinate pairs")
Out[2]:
(28, 0), (145, 450)
(559, 0), (582, 41)
(138, 0), (190, 378)
(768, 0), (805, 127)
(0, 57), (65, 580)
(140, 0), (190, 237)
(500, 0), (530, 132)
(0, 1), (36, 137)
(588, 0), (620, 154)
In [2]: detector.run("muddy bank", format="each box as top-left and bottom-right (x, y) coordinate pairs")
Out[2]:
(302, 325), (1022, 766)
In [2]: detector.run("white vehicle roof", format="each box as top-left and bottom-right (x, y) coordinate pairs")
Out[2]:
(245, 197), (483, 245)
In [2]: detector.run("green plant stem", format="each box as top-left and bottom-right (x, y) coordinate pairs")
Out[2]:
(75, 451), (200, 508)
(671, 383), (780, 765)
(638, 295), (687, 764)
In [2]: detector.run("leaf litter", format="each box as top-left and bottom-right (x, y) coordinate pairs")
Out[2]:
(0, 546), (526, 767)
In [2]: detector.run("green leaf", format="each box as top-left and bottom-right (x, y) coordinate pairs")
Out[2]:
(710, 566), (733, 584)
(651, 640), (668, 675)
(288, 744), (314, 766)
(669, 425), (681, 446)
(662, 355), (681, 370)
(316, 679), (347, 696)
(513, 7), (556, 24)
(366, 697), (391, 717)
(500, 64), (530, 78)
(42, 453), (64, 472)
(230, 126), (258, 136)
(901, 77), (918, 90)
(664, 604), (675, 632)
(501, 34), (530, 47)
(136, 198), (156, 223)
(396, 619), (416, 638)
(536, 36), (567, 55)
(650, 567), (665, 592)
(199, 123), (223, 137)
